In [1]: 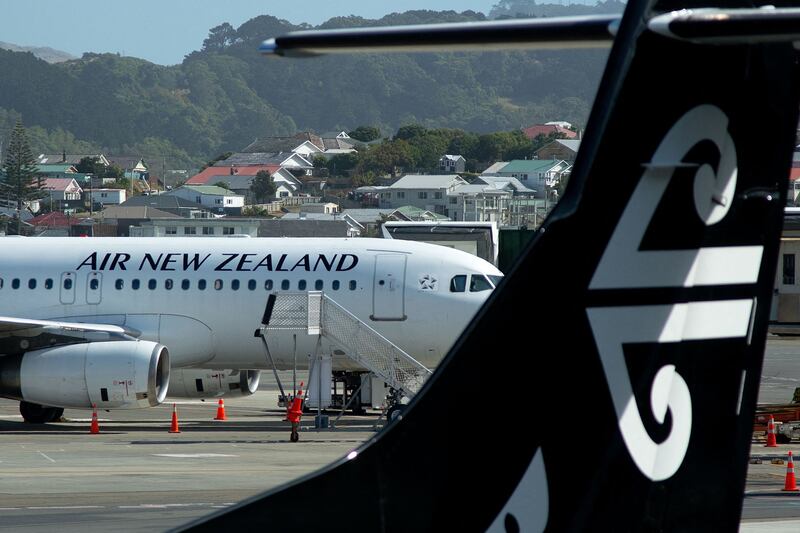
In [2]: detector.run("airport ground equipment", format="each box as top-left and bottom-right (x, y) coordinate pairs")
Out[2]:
(90, 404), (99, 434)
(257, 292), (431, 415)
(785, 452), (799, 492)
(214, 398), (227, 421)
(169, 403), (181, 433)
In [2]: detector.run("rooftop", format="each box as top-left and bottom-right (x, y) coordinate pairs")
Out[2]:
(389, 174), (466, 189)
(497, 159), (566, 174)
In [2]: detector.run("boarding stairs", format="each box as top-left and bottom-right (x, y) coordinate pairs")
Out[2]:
(261, 292), (432, 398)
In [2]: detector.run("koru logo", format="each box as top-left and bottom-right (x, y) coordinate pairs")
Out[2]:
(418, 274), (438, 291)
(587, 105), (761, 481)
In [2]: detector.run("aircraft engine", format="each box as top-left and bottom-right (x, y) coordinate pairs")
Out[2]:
(0, 340), (169, 409)
(168, 369), (260, 399)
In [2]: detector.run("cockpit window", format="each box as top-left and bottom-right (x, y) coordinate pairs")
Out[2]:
(469, 274), (493, 292)
(488, 275), (503, 288)
(450, 275), (467, 293)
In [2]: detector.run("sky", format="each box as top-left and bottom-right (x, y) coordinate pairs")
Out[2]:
(0, 0), (499, 65)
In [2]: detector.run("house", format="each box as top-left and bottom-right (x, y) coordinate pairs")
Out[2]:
(534, 139), (581, 161)
(165, 185), (245, 215)
(35, 163), (79, 179)
(242, 131), (357, 158)
(130, 218), (261, 237)
(119, 195), (212, 218)
(37, 153), (110, 166)
(87, 188), (126, 207)
(186, 164), (302, 199)
(439, 155), (466, 173)
(98, 205), (182, 236)
(483, 159), (569, 198)
(379, 174), (468, 217)
(106, 156), (149, 181)
(258, 218), (351, 237)
(521, 123), (578, 141)
(279, 212), (362, 237)
(447, 184), (512, 223)
(42, 177), (83, 212)
(473, 176), (536, 196)
(300, 202), (339, 215)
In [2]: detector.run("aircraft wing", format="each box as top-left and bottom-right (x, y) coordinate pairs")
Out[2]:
(0, 316), (138, 338)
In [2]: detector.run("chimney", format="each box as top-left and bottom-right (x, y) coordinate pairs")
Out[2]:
(62, 150), (66, 163)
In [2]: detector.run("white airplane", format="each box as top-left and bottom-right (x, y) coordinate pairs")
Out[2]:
(0, 236), (502, 422)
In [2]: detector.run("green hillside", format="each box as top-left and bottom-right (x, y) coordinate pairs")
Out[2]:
(0, 4), (622, 170)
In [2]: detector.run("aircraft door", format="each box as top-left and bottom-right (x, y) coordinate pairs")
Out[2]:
(86, 272), (102, 304)
(59, 272), (76, 305)
(372, 254), (406, 320)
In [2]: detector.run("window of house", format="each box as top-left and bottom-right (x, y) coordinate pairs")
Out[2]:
(184, 227), (196, 235)
(418, 192), (428, 199)
(215, 199), (222, 204)
(223, 227), (234, 235)
(281, 280), (290, 290)
(203, 227), (214, 235)
(449, 197), (457, 204)
(434, 192), (443, 199)
(166, 226), (177, 235)
(450, 275), (467, 293)
(784, 254), (796, 284)
(397, 192), (405, 199)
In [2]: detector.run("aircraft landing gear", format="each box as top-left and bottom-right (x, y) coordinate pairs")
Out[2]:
(19, 401), (64, 424)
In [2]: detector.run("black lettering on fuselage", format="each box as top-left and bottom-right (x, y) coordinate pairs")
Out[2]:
(161, 253), (178, 271)
(275, 254), (289, 272)
(139, 253), (163, 270)
(236, 254), (256, 271)
(336, 254), (358, 271)
(183, 253), (210, 271)
(314, 255), (336, 271)
(98, 253), (112, 270)
(253, 255), (273, 271)
(77, 252), (97, 270)
(214, 253), (238, 271)
(291, 254), (310, 271)
(109, 253), (130, 270)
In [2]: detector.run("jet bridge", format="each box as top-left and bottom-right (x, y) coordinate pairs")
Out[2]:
(258, 292), (432, 407)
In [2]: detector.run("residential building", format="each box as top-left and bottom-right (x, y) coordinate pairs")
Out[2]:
(257, 218), (351, 238)
(87, 188), (127, 207)
(379, 174), (468, 216)
(534, 139), (581, 161)
(483, 159), (569, 198)
(165, 185), (245, 215)
(279, 212), (362, 237)
(130, 218), (261, 237)
(42, 178), (83, 212)
(98, 205), (182, 236)
(300, 202), (339, 214)
(447, 184), (512, 223)
(186, 162), (304, 199)
(37, 153), (110, 166)
(119, 195), (212, 218)
(439, 155), (466, 173)
(106, 156), (149, 181)
(241, 131), (356, 158)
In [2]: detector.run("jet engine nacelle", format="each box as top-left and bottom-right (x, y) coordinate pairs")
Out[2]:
(0, 340), (169, 409)
(168, 369), (260, 399)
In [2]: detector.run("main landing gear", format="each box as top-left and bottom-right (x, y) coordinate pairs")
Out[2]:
(19, 401), (64, 423)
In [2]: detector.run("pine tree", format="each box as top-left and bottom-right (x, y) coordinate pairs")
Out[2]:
(1, 120), (41, 234)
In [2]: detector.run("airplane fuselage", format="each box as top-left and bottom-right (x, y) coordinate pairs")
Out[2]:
(0, 237), (501, 371)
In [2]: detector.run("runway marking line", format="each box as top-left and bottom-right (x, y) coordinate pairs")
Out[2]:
(37, 452), (56, 463)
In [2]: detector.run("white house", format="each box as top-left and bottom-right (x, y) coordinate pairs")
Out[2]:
(43, 178), (83, 203)
(380, 174), (468, 216)
(165, 185), (245, 214)
(87, 188), (126, 207)
(439, 154), (466, 173)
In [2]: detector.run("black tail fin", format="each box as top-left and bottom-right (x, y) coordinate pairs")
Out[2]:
(180, 0), (800, 530)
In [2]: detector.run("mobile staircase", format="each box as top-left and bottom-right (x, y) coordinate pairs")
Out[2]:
(258, 292), (432, 401)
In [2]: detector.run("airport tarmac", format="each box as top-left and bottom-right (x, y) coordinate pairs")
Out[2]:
(0, 375), (380, 532)
(2, 340), (800, 532)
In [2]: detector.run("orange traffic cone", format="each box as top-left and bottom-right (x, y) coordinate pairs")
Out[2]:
(214, 398), (227, 421)
(89, 403), (100, 434)
(169, 403), (181, 433)
(766, 415), (778, 447)
(784, 451), (800, 491)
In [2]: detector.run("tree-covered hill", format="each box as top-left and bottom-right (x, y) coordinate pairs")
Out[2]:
(0, 4), (620, 170)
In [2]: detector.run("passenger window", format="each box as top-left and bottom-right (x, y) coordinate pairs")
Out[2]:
(115, 279), (124, 290)
(90, 279), (99, 290)
(231, 279), (240, 291)
(332, 280), (340, 291)
(63, 278), (72, 290)
(165, 279), (174, 290)
(298, 280), (307, 290)
(45, 278), (53, 290)
(148, 279), (157, 290)
(215, 279), (223, 290)
(248, 280), (256, 290)
(265, 279), (273, 290)
(198, 279), (207, 290)
(12, 278), (20, 289)
(450, 275), (467, 293)
(281, 280), (290, 290)
(0, 278), (3, 289)
(315, 280), (323, 290)
(132, 279), (140, 290)
(349, 280), (357, 290)
(470, 274), (492, 292)
(29, 279), (37, 290)
(182, 280), (190, 290)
